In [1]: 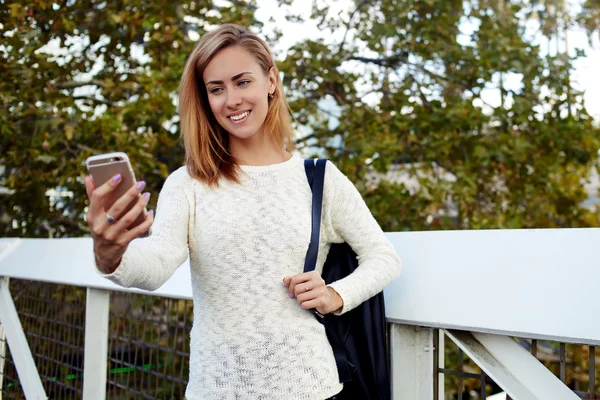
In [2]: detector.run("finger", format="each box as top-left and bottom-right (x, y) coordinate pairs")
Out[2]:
(108, 191), (151, 232)
(292, 273), (325, 297)
(294, 281), (314, 298)
(84, 176), (96, 198)
(296, 287), (322, 304)
(288, 274), (311, 297)
(121, 210), (154, 244)
(89, 174), (123, 216)
(106, 180), (147, 221)
(299, 298), (321, 310)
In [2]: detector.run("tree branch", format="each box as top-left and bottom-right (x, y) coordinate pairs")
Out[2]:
(349, 53), (532, 108)
(346, 54), (407, 67)
(72, 96), (114, 106)
(410, 75), (432, 111)
(295, 132), (320, 145)
(339, 0), (377, 54)
(317, 105), (341, 119)
(54, 80), (105, 89)
(348, 53), (460, 87)
(432, 160), (457, 181)
(175, 3), (190, 39)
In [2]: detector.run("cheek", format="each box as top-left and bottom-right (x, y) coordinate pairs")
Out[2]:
(208, 97), (223, 116)
(254, 93), (269, 112)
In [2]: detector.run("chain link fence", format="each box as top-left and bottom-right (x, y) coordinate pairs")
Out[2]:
(1, 279), (192, 399)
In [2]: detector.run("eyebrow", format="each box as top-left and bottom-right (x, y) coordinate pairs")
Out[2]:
(205, 72), (253, 86)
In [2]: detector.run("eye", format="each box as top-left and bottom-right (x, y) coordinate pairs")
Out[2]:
(209, 87), (223, 94)
(238, 80), (250, 87)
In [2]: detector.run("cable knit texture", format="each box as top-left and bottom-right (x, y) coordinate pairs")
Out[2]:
(100, 154), (402, 400)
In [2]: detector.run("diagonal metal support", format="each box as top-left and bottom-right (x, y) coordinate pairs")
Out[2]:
(0, 277), (47, 399)
(445, 329), (578, 400)
(0, 239), (21, 399)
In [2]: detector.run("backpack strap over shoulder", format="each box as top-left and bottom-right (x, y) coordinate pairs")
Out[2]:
(303, 158), (353, 385)
(303, 159), (327, 274)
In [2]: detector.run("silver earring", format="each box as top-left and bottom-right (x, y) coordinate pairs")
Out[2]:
(268, 93), (274, 99)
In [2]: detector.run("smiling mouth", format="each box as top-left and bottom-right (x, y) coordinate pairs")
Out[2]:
(228, 110), (251, 123)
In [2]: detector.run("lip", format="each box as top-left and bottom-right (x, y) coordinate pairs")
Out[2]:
(228, 110), (251, 124)
(228, 110), (251, 118)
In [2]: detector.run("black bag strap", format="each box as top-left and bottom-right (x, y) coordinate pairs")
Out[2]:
(303, 158), (352, 384)
(303, 158), (327, 273)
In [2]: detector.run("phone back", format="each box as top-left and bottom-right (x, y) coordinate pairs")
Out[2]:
(87, 154), (146, 229)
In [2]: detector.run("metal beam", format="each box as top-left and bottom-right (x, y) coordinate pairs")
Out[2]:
(445, 330), (579, 400)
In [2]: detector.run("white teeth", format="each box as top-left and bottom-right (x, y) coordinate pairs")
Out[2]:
(230, 111), (249, 121)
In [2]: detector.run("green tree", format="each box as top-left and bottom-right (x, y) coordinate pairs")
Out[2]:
(578, 0), (600, 38)
(279, 0), (600, 231)
(0, 0), (258, 237)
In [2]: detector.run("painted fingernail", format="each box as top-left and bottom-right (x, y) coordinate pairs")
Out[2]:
(149, 210), (154, 218)
(136, 181), (146, 191)
(112, 174), (122, 182)
(143, 192), (151, 201)
(288, 293), (294, 298)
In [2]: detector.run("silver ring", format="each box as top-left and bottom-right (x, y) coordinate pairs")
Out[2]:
(106, 213), (116, 224)
(305, 285), (310, 292)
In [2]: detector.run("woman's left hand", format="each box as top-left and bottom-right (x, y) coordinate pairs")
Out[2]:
(283, 272), (343, 315)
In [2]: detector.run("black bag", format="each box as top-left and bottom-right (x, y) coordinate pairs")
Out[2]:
(303, 159), (391, 400)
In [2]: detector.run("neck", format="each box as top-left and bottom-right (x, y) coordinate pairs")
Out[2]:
(229, 132), (290, 167)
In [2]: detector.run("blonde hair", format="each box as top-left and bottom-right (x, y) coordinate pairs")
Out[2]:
(178, 24), (295, 186)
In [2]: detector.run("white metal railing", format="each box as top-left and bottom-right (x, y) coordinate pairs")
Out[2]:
(0, 228), (599, 399)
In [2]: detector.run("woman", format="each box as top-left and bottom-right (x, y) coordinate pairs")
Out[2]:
(85, 24), (402, 400)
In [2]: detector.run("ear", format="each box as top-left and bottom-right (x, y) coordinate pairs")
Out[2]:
(267, 67), (277, 95)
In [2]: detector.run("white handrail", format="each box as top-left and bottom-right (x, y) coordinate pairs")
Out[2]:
(384, 228), (600, 345)
(0, 238), (193, 300)
(1, 228), (600, 345)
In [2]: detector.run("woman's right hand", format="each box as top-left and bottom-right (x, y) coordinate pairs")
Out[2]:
(84, 174), (154, 274)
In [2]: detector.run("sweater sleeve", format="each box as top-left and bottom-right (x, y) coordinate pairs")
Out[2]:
(322, 161), (402, 315)
(98, 167), (191, 291)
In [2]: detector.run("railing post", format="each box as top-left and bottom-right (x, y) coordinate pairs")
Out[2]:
(83, 288), (110, 400)
(390, 323), (434, 400)
(0, 276), (47, 399)
(437, 331), (445, 400)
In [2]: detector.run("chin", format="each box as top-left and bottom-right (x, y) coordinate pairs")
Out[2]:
(227, 125), (261, 141)
(228, 131), (257, 142)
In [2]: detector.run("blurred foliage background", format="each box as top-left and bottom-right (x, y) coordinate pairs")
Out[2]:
(1, 0), (599, 237)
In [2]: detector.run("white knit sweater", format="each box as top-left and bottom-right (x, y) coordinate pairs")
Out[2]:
(101, 154), (402, 400)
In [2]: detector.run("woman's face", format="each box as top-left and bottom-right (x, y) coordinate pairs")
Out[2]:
(203, 45), (276, 144)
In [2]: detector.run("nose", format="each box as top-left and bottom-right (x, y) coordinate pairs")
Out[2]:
(225, 90), (242, 109)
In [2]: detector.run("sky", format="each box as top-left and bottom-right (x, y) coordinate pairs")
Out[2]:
(254, 0), (600, 120)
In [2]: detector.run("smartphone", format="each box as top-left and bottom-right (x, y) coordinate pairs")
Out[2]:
(86, 152), (148, 231)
